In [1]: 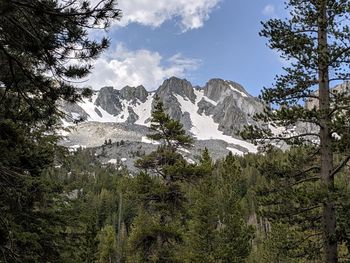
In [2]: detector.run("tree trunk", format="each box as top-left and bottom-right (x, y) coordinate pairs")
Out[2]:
(117, 193), (123, 263)
(318, 1), (337, 262)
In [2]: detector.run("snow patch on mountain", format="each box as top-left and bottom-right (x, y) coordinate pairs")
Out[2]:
(201, 94), (218, 106)
(108, 159), (117, 164)
(71, 112), (81, 120)
(134, 94), (154, 126)
(174, 90), (257, 153)
(229, 84), (248, 98)
(141, 136), (160, 145)
(78, 95), (116, 122)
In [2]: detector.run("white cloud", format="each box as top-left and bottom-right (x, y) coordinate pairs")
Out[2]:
(116, 0), (221, 31)
(262, 4), (276, 17)
(61, 0), (220, 31)
(82, 44), (201, 90)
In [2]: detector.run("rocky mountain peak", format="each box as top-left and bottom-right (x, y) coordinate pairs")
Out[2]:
(204, 78), (249, 102)
(95, 86), (122, 115)
(120, 85), (148, 103)
(60, 77), (265, 155)
(156, 76), (196, 103)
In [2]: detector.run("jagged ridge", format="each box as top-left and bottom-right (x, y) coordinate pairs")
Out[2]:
(61, 77), (264, 155)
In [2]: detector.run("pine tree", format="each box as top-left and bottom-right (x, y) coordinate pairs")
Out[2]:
(253, 147), (350, 262)
(243, 1), (350, 262)
(254, 147), (324, 261)
(183, 151), (253, 263)
(97, 225), (118, 263)
(213, 153), (253, 262)
(182, 149), (217, 263)
(147, 96), (193, 150)
(128, 98), (197, 262)
(0, 0), (121, 261)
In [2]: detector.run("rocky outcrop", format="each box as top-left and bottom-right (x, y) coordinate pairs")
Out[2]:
(212, 96), (251, 135)
(204, 79), (250, 101)
(204, 79), (235, 102)
(95, 86), (122, 116)
(120, 85), (148, 103)
(156, 77), (196, 103)
(197, 99), (215, 116)
(59, 100), (89, 122)
(94, 85), (150, 116)
(200, 79), (264, 136)
(60, 77), (265, 140)
(155, 77), (197, 128)
(126, 107), (139, 124)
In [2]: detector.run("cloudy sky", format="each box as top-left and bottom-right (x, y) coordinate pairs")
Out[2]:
(83, 0), (286, 96)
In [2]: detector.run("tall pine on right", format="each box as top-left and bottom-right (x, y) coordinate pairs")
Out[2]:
(243, 1), (350, 262)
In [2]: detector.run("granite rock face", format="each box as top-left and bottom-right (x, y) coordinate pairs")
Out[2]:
(197, 99), (215, 116)
(198, 79), (264, 136)
(60, 76), (265, 143)
(120, 85), (148, 103)
(204, 79), (249, 101)
(59, 100), (89, 122)
(155, 77), (197, 129)
(94, 85), (149, 116)
(126, 107), (139, 124)
(95, 86), (122, 116)
(156, 77), (196, 103)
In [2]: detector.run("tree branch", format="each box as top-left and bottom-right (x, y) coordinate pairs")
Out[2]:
(331, 155), (350, 178)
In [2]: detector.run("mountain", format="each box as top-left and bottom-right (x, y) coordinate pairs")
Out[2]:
(60, 77), (265, 169)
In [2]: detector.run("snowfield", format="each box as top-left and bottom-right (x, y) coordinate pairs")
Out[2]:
(134, 94), (153, 126)
(141, 136), (160, 145)
(62, 84), (259, 155)
(78, 95), (116, 122)
(77, 93), (155, 126)
(174, 90), (257, 153)
(229, 84), (248, 98)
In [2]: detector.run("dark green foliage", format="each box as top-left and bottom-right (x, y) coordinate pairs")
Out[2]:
(129, 103), (255, 262)
(336, 172), (350, 259)
(182, 151), (253, 263)
(127, 210), (183, 263)
(148, 96), (193, 149)
(247, 147), (350, 262)
(255, 147), (324, 261)
(129, 99), (197, 262)
(243, 1), (350, 261)
(40, 145), (350, 262)
(0, 96), (63, 262)
(44, 149), (135, 262)
(0, 0), (121, 261)
(0, 0), (121, 124)
(97, 225), (118, 263)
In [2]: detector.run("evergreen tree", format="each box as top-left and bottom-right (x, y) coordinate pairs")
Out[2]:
(0, 0), (121, 261)
(251, 146), (350, 262)
(97, 225), (118, 263)
(183, 151), (253, 263)
(214, 153), (253, 262)
(243, 1), (350, 262)
(147, 96), (193, 150)
(182, 149), (217, 262)
(128, 98), (197, 262)
(254, 147), (324, 261)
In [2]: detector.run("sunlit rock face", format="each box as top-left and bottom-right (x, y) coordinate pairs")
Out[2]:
(59, 77), (265, 159)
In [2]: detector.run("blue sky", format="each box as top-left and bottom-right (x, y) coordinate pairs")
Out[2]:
(85, 0), (286, 96)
